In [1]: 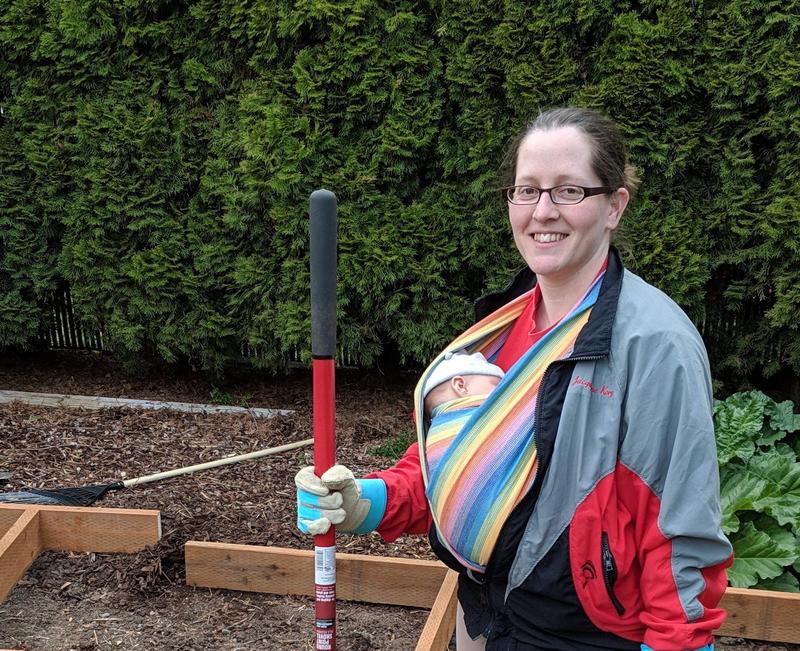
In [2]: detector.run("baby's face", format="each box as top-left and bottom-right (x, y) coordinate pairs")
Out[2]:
(463, 374), (501, 396)
(425, 373), (502, 416)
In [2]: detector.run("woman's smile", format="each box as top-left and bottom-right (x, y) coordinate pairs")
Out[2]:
(531, 232), (568, 243)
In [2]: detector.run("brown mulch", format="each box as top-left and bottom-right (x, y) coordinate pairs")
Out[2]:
(0, 352), (797, 650)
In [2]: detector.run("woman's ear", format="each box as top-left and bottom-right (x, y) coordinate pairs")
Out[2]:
(451, 376), (468, 395)
(606, 187), (629, 231)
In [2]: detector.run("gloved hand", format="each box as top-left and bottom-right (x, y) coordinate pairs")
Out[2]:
(295, 464), (387, 536)
(641, 645), (714, 651)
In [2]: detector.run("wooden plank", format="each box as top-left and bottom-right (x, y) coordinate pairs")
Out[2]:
(185, 542), (448, 608)
(415, 569), (458, 651)
(0, 389), (293, 418)
(0, 505), (24, 537)
(38, 505), (161, 552)
(0, 504), (161, 552)
(719, 586), (800, 643)
(0, 509), (42, 602)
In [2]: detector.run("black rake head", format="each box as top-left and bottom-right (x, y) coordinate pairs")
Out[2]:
(0, 483), (123, 507)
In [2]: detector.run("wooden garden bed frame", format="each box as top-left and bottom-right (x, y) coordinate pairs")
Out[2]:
(0, 503), (161, 603)
(2, 506), (797, 648)
(185, 542), (800, 649)
(186, 542), (459, 651)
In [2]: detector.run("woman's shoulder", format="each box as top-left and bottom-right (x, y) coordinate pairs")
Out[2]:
(615, 270), (704, 345)
(612, 270), (711, 386)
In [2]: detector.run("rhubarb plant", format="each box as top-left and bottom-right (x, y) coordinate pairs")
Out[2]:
(715, 391), (800, 591)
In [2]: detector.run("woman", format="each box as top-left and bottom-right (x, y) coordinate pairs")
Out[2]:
(296, 107), (732, 651)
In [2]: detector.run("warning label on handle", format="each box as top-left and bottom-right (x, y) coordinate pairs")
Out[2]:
(315, 545), (336, 585)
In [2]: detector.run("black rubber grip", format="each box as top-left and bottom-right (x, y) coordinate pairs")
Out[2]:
(310, 189), (337, 357)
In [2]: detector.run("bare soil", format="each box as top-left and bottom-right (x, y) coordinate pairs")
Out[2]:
(0, 352), (797, 651)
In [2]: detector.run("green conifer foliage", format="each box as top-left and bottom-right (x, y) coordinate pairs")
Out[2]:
(700, 0), (800, 386)
(0, 0), (798, 386)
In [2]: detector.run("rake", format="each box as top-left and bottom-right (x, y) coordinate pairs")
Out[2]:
(0, 438), (312, 506)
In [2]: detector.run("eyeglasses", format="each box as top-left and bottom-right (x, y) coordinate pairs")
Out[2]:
(502, 184), (615, 205)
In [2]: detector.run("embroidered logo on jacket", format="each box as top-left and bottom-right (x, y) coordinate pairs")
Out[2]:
(580, 560), (596, 588)
(572, 375), (614, 398)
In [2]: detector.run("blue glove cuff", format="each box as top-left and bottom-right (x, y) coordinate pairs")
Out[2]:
(351, 478), (387, 534)
(641, 645), (713, 651)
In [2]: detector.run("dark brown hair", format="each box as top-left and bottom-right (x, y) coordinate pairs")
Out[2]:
(501, 107), (640, 199)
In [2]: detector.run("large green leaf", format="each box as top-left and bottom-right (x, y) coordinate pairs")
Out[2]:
(757, 572), (800, 593)
(756, 424), (786, 448)
(767, 400), (800, 434)
(753, 515), (800, 592)
(728, 522), (798, 588)
(747, 446), (800, 528)
(718, 462), (764, 534)
(750, 515), (797, 554)
(714, 392), (767, 464)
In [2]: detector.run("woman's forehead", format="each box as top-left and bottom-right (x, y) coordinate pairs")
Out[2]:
(515, 126), (595, 181)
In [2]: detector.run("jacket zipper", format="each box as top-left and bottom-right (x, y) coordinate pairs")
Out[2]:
(601, 531), (625, 616)
(480, 585), (494, 639)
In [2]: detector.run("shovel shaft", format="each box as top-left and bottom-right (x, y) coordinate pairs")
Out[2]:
(310, 188), (337, 651)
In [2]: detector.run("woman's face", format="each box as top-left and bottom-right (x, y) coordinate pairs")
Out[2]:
(509, 126), (628, 285)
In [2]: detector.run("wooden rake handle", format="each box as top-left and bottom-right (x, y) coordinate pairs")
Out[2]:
(121, 438), (313, 487)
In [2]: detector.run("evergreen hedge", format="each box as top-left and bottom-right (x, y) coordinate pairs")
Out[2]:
(1, 0), (798, 389)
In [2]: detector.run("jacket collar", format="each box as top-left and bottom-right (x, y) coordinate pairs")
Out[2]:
(474, 248), (624, 357)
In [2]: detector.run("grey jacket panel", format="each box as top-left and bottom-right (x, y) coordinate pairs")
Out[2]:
(507, 270), (732, 622)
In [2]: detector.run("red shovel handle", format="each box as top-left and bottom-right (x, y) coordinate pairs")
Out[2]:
(310, 189), (337, 651)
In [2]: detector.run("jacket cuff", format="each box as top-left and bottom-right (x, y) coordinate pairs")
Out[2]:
(352, 478), (387, 534)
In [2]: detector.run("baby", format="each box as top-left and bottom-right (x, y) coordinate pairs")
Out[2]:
(422, 351), (505, 417)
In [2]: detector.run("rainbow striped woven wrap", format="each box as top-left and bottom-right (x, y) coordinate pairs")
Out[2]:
(415, 273), (605, 572)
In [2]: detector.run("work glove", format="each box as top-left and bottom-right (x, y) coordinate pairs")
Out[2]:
(295, 464), (387, 536)
(641, 645), (714, 651)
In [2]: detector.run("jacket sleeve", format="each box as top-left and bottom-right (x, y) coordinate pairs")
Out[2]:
(617, 330), (733, 651)
(365, 442), (432, 542)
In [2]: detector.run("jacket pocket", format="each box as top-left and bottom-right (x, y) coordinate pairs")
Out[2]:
(601, 531), (625, 616)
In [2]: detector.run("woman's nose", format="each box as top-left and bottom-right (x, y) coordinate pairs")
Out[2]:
(531, 193), (560, 221)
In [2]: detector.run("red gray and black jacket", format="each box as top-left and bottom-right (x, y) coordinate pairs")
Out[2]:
(368, 249), (733, 651)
